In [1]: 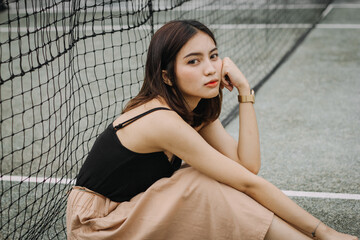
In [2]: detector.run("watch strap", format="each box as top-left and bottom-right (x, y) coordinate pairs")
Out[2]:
(238, 89), (255, 104)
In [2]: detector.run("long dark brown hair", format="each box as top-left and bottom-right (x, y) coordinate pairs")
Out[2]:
(123, 20), (222, 127)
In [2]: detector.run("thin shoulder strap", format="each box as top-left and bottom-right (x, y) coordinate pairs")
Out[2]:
(114, 107), (171, 131)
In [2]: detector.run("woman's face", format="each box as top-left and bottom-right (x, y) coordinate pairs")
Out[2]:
(174, 31), (222, 109)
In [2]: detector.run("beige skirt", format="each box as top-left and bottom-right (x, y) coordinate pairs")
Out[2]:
(66, 167), (273, 240)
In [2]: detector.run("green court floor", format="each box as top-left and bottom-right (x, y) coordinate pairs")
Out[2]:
(226, 0), (360, 236)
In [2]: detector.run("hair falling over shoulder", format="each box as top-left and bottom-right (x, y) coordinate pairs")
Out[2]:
(123, 20), (222, 127)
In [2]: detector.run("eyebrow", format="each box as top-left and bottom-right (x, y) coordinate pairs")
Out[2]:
(183, 47), (218, 59)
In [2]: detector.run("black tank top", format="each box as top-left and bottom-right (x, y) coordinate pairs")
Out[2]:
(76, 107), (182, 202)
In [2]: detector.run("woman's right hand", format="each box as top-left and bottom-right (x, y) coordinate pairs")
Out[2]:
(220, 57), (250, 95)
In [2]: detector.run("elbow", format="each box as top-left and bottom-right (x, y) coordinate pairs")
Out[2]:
(247, 164), (261, 175)
(238, 156), (261, 175)
(252, 157), (261, 175)
(237, 152), (261, 175)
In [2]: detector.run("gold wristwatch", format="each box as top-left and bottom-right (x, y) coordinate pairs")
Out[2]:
(238, 89), (255, 104)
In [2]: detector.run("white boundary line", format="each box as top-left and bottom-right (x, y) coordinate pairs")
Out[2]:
(331, 3), (360, 9)
(0, 175), (76, 185)
(7, 4), (331, 14)
(1, 175), (359, 200)
(2, 23), (360, 33)
(321, 4), (333, 18)
(282, 191), (360, 200)
(7, 2), (360, 15)
(316, 24), (360, 29)
(5, 2), (360, 14)
(208, 24), (313, 29)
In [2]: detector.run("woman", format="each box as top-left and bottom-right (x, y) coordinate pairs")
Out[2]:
(66, 20), (357, 240)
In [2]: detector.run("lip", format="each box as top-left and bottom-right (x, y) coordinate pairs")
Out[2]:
(205, 79), (219, 88)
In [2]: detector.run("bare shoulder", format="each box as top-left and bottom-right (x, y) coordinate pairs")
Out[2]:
(145, 108), (191, 138)
(113, 98), (174, 126)
(138, 107), (203, 152)
(112, 100), (188, 153)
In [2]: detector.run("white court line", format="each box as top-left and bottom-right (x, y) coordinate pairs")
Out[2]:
(2, 23), (360, 33)
(208, 24), (313, 29)
(331, 3), (360, 8)
(6, 2), (360, 14)
(316, 24), (360, 29)
(150, 4), (330, 11)
(7, 4), (330, 14)
(0, 175), (76, 185)
(0, 24), (316, 33)
(321, 4), (333, 18)
(1, 175), (359, 200)
(282, 191), (360, 200)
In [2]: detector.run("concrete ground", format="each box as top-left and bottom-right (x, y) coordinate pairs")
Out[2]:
(225, 0), (360, 237)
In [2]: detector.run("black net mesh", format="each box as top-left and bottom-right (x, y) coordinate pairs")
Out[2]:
(0, 0), (330, 239)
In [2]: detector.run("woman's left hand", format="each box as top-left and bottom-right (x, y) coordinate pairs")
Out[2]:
(220, 57), (250, 94)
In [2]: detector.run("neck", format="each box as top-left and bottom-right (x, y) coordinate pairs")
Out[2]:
(185, 97), (201, 112)
(186, 100), (200, 112)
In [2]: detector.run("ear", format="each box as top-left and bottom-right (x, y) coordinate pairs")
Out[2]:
(162, 70), (173, 86)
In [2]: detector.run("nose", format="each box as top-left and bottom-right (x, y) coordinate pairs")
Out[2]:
(204, 59), (216, 76)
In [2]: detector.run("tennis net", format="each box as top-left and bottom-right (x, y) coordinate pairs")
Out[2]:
(0, 0), (331, 239)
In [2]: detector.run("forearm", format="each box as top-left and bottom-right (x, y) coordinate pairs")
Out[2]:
(246, 176), (320, 235)
(237, 87), (261, 173)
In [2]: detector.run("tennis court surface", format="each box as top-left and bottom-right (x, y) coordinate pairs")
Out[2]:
(1, 0), (359, 239)
(226, 0), (360, 236)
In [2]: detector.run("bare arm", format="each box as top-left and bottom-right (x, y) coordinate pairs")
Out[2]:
(199, 116), (260, 174)
(159, 114), (318, 233)
(199, 57), (260, 173)
(148, 111), (356, 240)
(223, 57), (261, 173)
(237, 94), (261, 172)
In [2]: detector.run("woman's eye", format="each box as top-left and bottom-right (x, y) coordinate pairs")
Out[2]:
(188, 59), (199, 64)
(210, 53), (218, 59)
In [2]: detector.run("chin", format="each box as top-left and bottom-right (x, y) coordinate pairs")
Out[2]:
(210, 88), (220, 98)
(203, 91), (220, 99)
